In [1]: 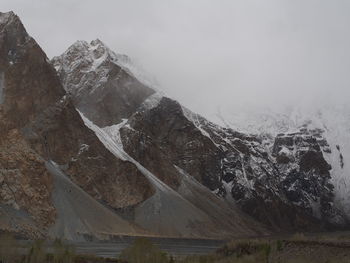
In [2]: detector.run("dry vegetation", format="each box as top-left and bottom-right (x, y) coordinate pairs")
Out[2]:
(0, 234), (101, 263)
(1, 233), (350, 263)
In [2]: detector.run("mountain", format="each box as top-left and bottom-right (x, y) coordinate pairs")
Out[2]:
(53, 38), (349, 232)
(0, 11), (157, 239)
(216, 105), (350, 223)
(51, 39), (155, 127)
(1, 11), (348, 241)
(0, 11), (266, 240)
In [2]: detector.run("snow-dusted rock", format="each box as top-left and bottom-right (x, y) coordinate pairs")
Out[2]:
(52, 39), (155, 127)
(53, 34), (350, 232)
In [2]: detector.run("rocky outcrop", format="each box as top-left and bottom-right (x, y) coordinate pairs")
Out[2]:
(120, 97), (223, 191)
(272, 127), (344, 226)
(0, 129), (55, 237)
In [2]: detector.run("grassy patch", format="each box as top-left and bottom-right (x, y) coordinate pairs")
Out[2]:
(119, 237), (168, 263)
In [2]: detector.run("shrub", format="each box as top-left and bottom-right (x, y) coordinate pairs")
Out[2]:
(216, 239), (271, 263)
(275, 240), (283, 251)
(119, 238), (168, 263)
(290, 232), (307, 241)
(26, 240), (46, 263)
(0, 233), (18, 263)
(51, 238), (75, 263)
(180, 255), (215, 263)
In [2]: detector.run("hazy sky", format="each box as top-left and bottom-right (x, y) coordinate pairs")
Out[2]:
(2, 0), (350, 121)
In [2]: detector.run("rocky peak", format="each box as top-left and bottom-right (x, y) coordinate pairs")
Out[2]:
(0, 11), (24, 33)
(0, 11), (64, 130)
(52, 39), (155, 127)
(0, 11), (30, 67)
(52, 38), (129, 94)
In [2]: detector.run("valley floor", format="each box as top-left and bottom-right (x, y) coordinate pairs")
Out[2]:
(7, 232), (350, 263)
(70, 237), (225, 258)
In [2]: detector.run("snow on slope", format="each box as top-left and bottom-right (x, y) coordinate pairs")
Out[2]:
(314, 107), (350, 217)
(78, 111), (225, 237)
(53, 39), (159, 93)
(216, 104), (350, 218)
(79, 111), (264, 237)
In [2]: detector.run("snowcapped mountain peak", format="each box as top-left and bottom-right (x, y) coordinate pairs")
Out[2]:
(90, 38), (103, 46)
(54, 38), (118, 72)
(52, 39), (156, 126)
(52, 38), (158, 93)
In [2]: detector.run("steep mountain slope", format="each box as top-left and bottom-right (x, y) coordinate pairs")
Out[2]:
(79, 111), (267, 238)
(2, 10), (346, 239)
(54, 39), (348, 232)
(46, 161), (145, 241)
(217, 105), (350, 222)
(119, 98), (346, 230)
(51, 39), (155, 127)
(53, 39), (269, 238)
(0, 11), (153, 239)
(0, 11), (266, 239)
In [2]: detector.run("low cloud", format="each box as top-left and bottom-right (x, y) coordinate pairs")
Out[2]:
(3, 0), (350, 121)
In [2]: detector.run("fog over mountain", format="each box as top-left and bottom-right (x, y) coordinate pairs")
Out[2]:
(1, 2), (350, 240)
(3, 0), (350, 123)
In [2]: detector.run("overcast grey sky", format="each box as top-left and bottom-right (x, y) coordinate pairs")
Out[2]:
(2, 0), (350, 121)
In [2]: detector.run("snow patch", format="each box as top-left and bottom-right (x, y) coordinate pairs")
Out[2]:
(182, 106), (220, 147)
(78, 111), (177, 194)
(79, 111), (128, 161)
(77, 112), (226, 237)
(102, 119), (128, 150)
(217, 104), (350, 218)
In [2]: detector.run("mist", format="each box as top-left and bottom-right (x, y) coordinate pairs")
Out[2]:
(2, 0), (350, 122)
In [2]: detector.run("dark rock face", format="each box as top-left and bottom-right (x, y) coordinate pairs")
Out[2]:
(22, 98), (154, 210)
(0, 11), (59, 237)
(0, 12), (64, 131)
(51, 40), (155, 127)
(272, 128), (342, 226)
(0, 11), (154, 238)
(119, 97), (346, 231)
(120, 97), (222, 191)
